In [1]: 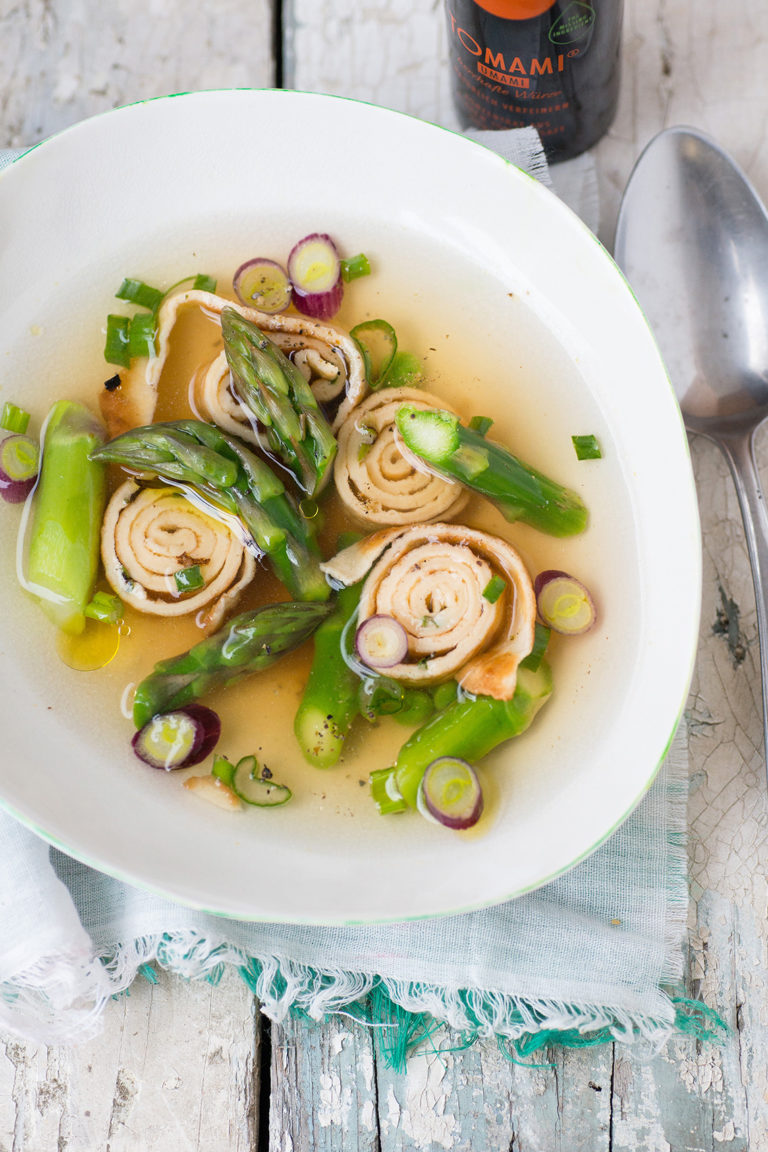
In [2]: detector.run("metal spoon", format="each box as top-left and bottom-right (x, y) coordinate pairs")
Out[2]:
(615, 125), (768, 777)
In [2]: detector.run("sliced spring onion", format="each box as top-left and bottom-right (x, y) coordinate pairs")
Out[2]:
(370, 766), (408, 815)
(193, 273), (217, 293)
(211, 754), (237, 787)
(355, 614), (409, 669)
(127, 312), (157, 359)
(534, 570), (596, 635)
(341, 253), (371, 282)
(104, 314), (131, 367)
(0, 471), (35, 504)
(383, 350), (423, 389)
(419, 756), (484, 830)
(350, 319), (397, 389)
(469, 415), (494, 437)
(287, 233), (343, 320)
(1, 402), (30, 434)
(482, 574), (507, 604)
(132, 704), (221, 770)
(231, 755), (292, 806)
(174, 564), (205, 594)
(572, 434), (602, 461)
(358, 674), (405, 721)
(0, 434), (39, 482)
(233, 257), (292, 313)
(116, 277), (164, 312)
(519, 621), (551, 671)
(84, 589), (124, 626)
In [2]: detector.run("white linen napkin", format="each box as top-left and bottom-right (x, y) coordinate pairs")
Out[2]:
(0, 132), (714, 1059)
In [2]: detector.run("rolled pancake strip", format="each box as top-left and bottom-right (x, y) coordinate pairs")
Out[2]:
(322, 522), (536, 699)
(102, 479), (256, 629)
(334, 387), (467, 527)
(192, 351), (261, 447)
(101, 289), (367, 437)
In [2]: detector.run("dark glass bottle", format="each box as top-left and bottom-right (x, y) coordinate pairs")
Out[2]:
(444, 0), (623, 161)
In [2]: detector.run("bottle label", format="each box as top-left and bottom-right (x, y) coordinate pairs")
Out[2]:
(548, 2), (596, 44)
(473, 0), (556, 15)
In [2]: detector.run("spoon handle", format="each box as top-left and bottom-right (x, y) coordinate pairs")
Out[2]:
(717, 425), (768, 787)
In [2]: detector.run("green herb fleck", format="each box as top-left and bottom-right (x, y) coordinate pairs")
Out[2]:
(572, 434), (602, 461)
(175, 564), (205, 594)
(482, 575), (507, 604)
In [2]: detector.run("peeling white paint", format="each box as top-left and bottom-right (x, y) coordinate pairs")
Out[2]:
(397, 1054), (458, 1150)
(360, 1099), (376, 1131)
(317, 1071), (353, 1129)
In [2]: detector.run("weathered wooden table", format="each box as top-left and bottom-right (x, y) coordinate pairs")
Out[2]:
(2, 2), (767, 1148)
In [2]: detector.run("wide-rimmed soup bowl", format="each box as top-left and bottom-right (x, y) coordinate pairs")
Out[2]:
(0, 90), (699, 923)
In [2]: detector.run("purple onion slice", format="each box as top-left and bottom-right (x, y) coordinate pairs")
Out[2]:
(0, 468), (35, 504)
(233, 257), (292, 314)
(132, 704), (221, 770)
(419, 757), (483, 830)
(287, 232), (344, 320)
(534, 569), (596, 636)
(355, 614), (409, 669)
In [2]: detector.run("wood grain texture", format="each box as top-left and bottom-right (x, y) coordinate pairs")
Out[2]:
(2, 0), (768, 1147)
(0, 0), (276, 148)
(0, 967), (259, 1151)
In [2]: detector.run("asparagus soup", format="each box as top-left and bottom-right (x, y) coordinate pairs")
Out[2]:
(2, 234), (635, 848)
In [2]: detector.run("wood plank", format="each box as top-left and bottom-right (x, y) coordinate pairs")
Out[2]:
(0, 0), (276, 149)
(0, 967), (259, 1151)
(269, 1014), (379, 1152)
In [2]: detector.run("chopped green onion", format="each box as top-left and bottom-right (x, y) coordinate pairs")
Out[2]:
(174, 564), (205, 594)
(350, 319), (397, 389)
(128, 312), (157, 359)
(1, 402), (30, 434)
(358, 675), (405, 721)
(299, 498), (319, 520)
(370, 766), (408, 815)
(116, 277), (164, 312)
(212, 754), (236, 787)
(341, 253), (371, 282)
(104, 314), (131, 367)
(469, 415), (494, 437)
(519, 622), (551, 671)
(382, 350), (423, 389)
(84, 590), (124, 625)
(0, 434), (39, 481)
(572, 434), (602, 461)
(194, 273), (217, 293)
(482, 574), (507, 604)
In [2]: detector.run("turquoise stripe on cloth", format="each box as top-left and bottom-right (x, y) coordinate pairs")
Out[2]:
(3, 724), (716, 1061)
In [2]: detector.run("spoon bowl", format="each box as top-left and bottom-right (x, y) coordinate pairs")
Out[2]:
(615, 125), (768, 777)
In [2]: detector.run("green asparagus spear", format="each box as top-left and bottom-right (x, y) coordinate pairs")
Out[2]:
(391, 660), (553, 808)
(133, 600), (332, 728)
(294, 581), (363, 768)
(25, 401), (107, 634)
(395, 406), (588, 537)
(91, 420), (330, 601)
(221, 307), (337, 497)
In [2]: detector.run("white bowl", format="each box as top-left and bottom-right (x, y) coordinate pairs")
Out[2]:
(0, 90), (700, 923)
